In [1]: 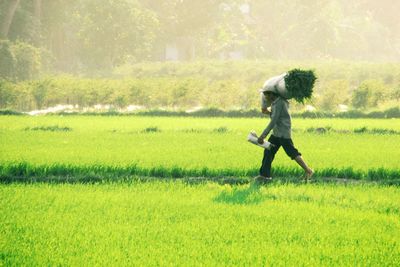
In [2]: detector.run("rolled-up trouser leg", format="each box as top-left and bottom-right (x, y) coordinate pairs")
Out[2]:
(281, 138), (301, 160)
(259, 135), (280, 177)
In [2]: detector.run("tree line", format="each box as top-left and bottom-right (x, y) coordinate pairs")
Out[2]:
(1, 0), (400, 79)
(1, 61), (399, 112)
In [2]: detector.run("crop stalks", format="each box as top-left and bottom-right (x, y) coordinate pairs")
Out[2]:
(1, 162), (399, 185)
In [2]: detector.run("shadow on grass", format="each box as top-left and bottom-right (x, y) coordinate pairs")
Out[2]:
(213, 182), (267, 205)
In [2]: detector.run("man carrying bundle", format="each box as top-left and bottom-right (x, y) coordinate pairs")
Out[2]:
(255, 70), (315, 182)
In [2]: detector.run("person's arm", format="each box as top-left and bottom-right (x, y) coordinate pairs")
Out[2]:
(259, 99), (283, 139)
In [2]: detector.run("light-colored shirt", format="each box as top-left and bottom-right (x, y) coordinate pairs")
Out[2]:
(261, 97), (292, 139)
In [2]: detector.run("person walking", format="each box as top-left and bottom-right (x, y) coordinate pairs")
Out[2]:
(255, 87), (314, 183)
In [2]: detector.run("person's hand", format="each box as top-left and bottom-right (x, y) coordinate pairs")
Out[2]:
(257, 137), (264, 144)
(261, 108), (271, 114)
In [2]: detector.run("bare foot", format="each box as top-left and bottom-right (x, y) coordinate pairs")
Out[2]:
(254, 175), (272, 184)
(305, 168), (314, 180)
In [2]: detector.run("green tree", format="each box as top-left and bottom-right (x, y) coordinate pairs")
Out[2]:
(12, 41), (42, 81)
(0, 79), (16, 108)
(143, 0), (225, 59)
(71, 0), (158, 70)
(352, 79), (388, 110)
(31, 79), (50, 109)
(0, 40), (15, 80)
(319, 80), (349, 112)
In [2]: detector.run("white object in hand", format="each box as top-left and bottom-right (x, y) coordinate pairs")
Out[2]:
(247, 131), (273, 149)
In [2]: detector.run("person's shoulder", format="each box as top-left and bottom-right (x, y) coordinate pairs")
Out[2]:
(273, 97), (289, 110)
(277, 97), (289, 104)
(274, 97), (286, 104)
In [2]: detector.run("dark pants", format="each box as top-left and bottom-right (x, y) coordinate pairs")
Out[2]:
(259, 135), (301, 177)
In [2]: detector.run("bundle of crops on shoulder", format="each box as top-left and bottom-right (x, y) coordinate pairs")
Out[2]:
(247, 131), (273, 150)
(260, 69), (317, 103)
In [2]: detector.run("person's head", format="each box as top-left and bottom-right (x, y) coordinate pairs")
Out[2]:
(263, 90), (279, 102)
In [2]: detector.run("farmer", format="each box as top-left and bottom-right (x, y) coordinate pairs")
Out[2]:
(256, 87), (314, 182)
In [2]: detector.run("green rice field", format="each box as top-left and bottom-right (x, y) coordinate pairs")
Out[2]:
(0, 116), (399, 181)
(1, 182), (399, 266)
(1, 115), (400, 266)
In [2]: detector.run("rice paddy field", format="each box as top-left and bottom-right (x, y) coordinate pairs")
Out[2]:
(1, 115), (400, 266)
(0, 115), (399, 181)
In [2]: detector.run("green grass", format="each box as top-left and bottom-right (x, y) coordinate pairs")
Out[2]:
(1, 115), (399, 265)
(1, 116), (400, 182)
(1, 181), (399, 266)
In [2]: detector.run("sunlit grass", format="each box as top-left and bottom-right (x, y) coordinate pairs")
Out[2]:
(1, 116), (399, 265)
(1, 182), (399, 266)
(1, 116), (399, 181)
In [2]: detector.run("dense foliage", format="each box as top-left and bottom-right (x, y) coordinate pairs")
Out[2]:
(1, 0), (400, 76)
(284, 69), (317, 103)
(0, 61), (399, 112)
(0, 40), (43, 81)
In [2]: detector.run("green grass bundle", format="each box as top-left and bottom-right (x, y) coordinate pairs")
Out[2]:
(284, 69), (317, 103)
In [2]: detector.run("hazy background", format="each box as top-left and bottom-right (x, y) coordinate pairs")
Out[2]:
(0, 0), (399, 112)
(1, 0), (400, 73)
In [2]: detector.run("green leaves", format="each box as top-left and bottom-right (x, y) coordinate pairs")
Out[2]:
(284, 69), (317, 103)
(72, 0), (158, 69)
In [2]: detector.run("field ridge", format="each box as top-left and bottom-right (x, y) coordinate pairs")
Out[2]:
(2, 107), (400, 118)
(1, 162), (399, 185)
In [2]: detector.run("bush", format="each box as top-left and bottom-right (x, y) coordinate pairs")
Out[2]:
(352, 86), (369, 109)
(0, 40), (15, 81)
(317, 80), (349, 112)
(0, 79), (16, 109)
(0, 40), (43, 82)
(391, 86), (400, 101)
(384, 107), (400, 118)
(0, 61), (399, 112)
(11, 41), (42, 81)
(31, 80), (51, 109)
(0, 109), (23, 115)
(352, 79), (388, 109)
